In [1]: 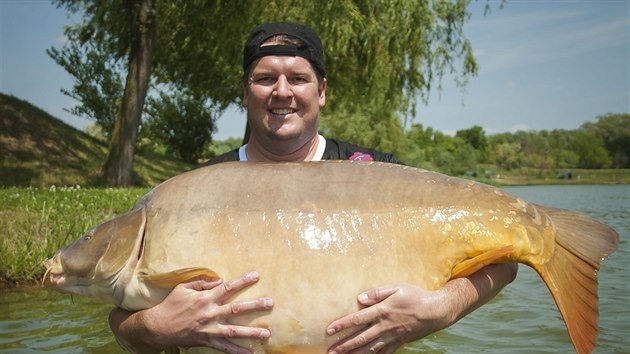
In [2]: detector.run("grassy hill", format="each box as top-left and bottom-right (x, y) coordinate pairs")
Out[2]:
(0, 93), (192, 187)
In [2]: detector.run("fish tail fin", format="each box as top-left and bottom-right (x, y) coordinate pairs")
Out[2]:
(533, 207), (619, 354)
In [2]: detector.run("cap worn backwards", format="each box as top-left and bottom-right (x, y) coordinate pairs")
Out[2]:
(243, 22), (326, 78)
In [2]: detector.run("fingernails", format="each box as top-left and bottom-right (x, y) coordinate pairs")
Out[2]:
(326, 326), (336, 335)
(358, 292), (369, 303)
(264, 298), (274, 308)
(259, 329), (271, 339)
(246, 271), (260, 281)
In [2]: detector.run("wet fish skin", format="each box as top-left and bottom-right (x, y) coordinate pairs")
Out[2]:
(44, 161), (619, 354)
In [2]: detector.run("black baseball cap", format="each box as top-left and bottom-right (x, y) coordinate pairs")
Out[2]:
(243, 22), (326, 78)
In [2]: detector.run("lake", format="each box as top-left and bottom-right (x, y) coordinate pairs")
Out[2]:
(1, 184), (628, 353)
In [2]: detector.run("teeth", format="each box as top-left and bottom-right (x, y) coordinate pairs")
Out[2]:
(270, 109), (295, 115)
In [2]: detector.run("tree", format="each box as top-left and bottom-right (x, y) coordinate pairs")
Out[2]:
(47, 41), (123, 138)
(144, 89), (218, 163)
(101, 0), (155, 186)
(53, 0), (480, 185)
(582, 113), (630, 168)
(431, 135), (478, 176)
(456, 125), (488, 162)
(491, 142), (522, 173)
(571, 130), (611, 169)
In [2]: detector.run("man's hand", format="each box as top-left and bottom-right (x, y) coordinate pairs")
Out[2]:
(109, 271), (274, 354)
(326, 284), (450, 354)
(326, 263), (518, 354)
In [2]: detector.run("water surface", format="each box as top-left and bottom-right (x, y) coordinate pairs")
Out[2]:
(1, 185), (627, 353)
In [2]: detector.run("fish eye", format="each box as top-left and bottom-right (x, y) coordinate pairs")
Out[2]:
(83, 235), (91, 241)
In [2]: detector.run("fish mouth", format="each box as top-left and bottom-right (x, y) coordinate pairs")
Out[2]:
(42, 255), (65, 287)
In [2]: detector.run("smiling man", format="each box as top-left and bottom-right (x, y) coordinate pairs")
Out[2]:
(108, 22), (517, 354)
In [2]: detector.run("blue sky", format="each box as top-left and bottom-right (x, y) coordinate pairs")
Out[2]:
(1, 0), (628, 140)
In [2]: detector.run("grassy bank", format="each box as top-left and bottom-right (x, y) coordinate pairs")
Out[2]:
(1, 93), (193, 187)
(0, 187), (149, 287)
(495, 168), (630, 185)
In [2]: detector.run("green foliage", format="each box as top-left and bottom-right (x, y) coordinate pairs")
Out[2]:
(571, 130), (612, 169)
(204, 137), (243, 161)
(144, 89), (219, 163)
(491, 142), (522, 172)
(0, 187), (148, 285)
(580, 113), (630, 168)
(47, 40), (123, 137)
(456, 125), (488, 162)
(52, 0), (480, 161)
(0, 93), (192, 187)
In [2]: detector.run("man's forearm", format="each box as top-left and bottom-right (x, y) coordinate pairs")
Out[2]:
(109, 308), (166, 354)
(443, 263), (518, 325)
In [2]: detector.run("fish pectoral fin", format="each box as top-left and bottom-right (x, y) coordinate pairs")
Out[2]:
(140, 267), (221, 288)
(451, 245), (514, 278)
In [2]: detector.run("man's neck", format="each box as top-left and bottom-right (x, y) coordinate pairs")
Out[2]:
(245, 134), (322, 162)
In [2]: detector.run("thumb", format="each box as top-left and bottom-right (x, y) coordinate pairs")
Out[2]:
(358, 285), (399, 306)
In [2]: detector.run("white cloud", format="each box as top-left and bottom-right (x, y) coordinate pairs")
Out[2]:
(510, 124), (530, 133)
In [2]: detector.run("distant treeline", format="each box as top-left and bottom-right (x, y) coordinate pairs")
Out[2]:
(203, 113), (628, 176)
(389, 112), (629, 176)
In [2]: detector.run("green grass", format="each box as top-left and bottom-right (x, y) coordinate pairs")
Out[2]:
(495, 168), (630, 185)
(0, 187), (149, 287)
(1, 93), (193, 187)
(0, 93), (198, 287)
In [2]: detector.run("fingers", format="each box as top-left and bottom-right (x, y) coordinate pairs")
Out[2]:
(357, 286), (399, 306)
(215, 323), (271, 340)
(328, 329), (394, 354)
(327, 305), (379, 336)
(214, 271), (261, 302)
(327, 286), (399, 335)
(329, 329), (401, 354)
(228, 296), (274, 315)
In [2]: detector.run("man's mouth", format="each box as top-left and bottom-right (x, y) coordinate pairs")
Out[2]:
(269, 108), (296, 115)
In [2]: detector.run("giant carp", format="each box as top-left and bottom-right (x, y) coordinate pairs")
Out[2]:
(43, 161), (619, 353)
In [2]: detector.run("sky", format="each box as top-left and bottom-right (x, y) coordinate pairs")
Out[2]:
(1, 0), (628, 140)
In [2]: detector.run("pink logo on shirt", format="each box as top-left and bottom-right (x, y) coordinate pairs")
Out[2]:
(349, 152), (374, 161)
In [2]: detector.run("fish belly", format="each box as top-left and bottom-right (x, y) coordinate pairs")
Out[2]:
(132, 162), (549, 352)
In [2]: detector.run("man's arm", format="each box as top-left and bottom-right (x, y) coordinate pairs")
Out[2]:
(109, 272), (273, 354)
(326, 263), (518, 354)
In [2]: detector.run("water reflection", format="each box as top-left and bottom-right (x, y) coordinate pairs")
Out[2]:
(0, 287), (119, 353)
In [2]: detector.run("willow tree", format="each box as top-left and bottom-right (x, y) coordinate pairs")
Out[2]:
(53, 0), (481, 186)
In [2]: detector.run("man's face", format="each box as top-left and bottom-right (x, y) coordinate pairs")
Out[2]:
(244, 55), (326, 144)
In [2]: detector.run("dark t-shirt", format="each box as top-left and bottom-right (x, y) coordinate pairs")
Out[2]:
(200, 137), (404, 166)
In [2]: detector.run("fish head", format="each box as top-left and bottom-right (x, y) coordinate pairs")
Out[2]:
(43, 207), (146, 304)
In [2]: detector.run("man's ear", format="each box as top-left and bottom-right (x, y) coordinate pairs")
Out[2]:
(318, 78), (327, 108)
(242, 83), (249, 106)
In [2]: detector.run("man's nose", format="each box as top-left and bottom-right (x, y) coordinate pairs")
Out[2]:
(273, 76), (293, 97)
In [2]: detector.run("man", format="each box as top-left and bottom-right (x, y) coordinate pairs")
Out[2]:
(109, 22), (517, 354)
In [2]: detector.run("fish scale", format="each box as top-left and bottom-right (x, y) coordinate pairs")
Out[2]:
(44, 161), (619, 354)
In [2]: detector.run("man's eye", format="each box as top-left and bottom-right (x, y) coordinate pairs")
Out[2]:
(253, 77), (275, 84)
(289, 77), (308, 84)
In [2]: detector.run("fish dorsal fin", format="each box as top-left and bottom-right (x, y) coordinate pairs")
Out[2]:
(140, 267), (220, 288)
(451, 245), (515, 278)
